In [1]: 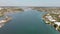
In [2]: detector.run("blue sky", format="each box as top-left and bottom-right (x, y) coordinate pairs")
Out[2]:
(0, 0), (60, 6)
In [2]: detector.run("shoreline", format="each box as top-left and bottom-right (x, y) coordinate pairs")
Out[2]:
(0, 10), (24, 28)
(0, 16), (12, 28)
(42, 13), (60, 32)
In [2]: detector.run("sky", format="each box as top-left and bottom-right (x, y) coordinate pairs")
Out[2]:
(0, 0), (60, 7)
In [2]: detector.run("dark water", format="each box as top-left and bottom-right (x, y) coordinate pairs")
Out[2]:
(0, 10), (60, 34)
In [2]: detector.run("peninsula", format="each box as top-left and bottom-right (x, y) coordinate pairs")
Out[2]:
(0, 7), (24, 28)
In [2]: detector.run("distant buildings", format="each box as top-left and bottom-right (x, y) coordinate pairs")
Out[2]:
(33, 7), (60, 14)
(43, 13), (60, 32)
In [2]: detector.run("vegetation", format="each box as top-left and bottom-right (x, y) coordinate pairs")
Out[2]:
(53, 24), (58, 28)
(43, 13), (60, 32)
(50, 14), (60, 22)
(0, 8), (24, 17)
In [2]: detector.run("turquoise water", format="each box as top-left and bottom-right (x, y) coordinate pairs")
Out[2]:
(0, 10), (60, 34)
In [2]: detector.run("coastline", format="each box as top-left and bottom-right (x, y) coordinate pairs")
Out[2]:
(0, 16), (12, 28)
(42, 13), (60, 32)
(0, 7), (26, 28)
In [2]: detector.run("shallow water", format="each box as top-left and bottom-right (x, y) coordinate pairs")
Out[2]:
(0, 10), (60, 34)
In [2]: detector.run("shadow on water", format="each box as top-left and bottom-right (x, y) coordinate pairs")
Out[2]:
(0, 10), (60, 34)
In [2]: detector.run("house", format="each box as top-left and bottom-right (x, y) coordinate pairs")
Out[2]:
(54, 22), (60, 26)
(45, 16), (56, 22)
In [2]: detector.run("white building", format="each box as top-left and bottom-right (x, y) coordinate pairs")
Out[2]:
(54, 22), (60, 26)
(45, 16), (56, 22)
(0, 8), (3, 10)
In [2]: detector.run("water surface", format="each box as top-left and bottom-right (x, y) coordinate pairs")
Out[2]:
(0, 10), (60, 34)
